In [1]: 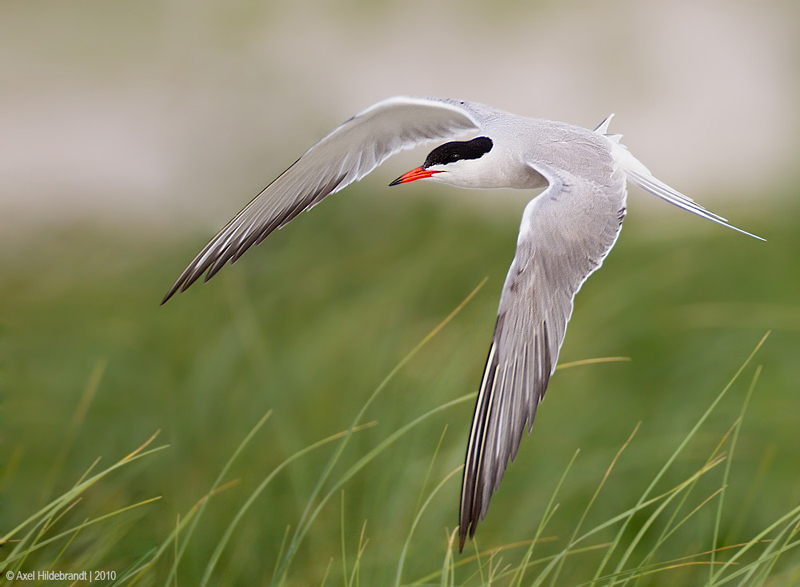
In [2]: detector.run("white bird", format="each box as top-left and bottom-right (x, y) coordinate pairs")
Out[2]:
(162, 96), (761, 551)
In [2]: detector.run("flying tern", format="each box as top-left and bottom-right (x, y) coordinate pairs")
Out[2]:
(162, 96), (761, 551)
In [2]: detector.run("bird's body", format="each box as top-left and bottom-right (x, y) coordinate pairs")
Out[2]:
(163, 97), (759, 551)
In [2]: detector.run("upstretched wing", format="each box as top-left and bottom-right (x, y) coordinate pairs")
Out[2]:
(162, 96), (481, 303)
(459, 162), (628, 550)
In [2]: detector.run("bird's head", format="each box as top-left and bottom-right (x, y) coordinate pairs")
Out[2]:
(389, 136), (494, 188)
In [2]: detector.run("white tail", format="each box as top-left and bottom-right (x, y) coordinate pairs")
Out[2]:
(602, 128), (764, 241)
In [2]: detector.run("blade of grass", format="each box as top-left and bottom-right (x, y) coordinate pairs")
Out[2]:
(412, 538), (557, 584)
(395, 466), (462, 586)
(171, 515), (180, 587)
(199, 423), (377, 586)
(712, 503), (800, 583)
(625, 416), (738, 587)
(440, 528), (459, 587)
(272, 278), (487, 583)
(709, 364), (760, 586)
(582, 541), (754, 587)
(723, 444), (775, 547)
(608, 455), (727, 584)
(118, 481), (241, 585)
(2, 495), (83, 574)
(532, 454), (727, 586)
(713, 529), (800, 585)
(618, 418), (741, 587)
(166, 411), (272, 585)
(548, 423), (641, 587)
(509, 449), (580, 587)
(275, 392), (475, 584)
(270, 525), (292, 585)
(341, 491), (348, 587)
(591, 331), (770, 584)
(556, 357), (631, 370)
(1, 432), (165, 550)
(41, 358), (107, 505)
(625, 486), (726, 587)
(47, 514), (86, 575)
(732, 511), (800, 585)
(1, 496), (161, 569)
(479, 543), (613, 585)
(319, 557), (334, 587)
(348, 520), (369, 587)
(413, 425), (449, 517)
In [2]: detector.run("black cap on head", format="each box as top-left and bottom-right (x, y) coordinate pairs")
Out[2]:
(423, 136), (493, 169)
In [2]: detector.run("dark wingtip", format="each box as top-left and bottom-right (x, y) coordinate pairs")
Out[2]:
(161, 284), (180, 305)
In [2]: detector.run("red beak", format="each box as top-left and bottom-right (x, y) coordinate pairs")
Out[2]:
(389, 166), (444, 186)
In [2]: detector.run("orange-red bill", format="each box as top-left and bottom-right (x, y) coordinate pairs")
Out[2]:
(389, 167), (444, 186)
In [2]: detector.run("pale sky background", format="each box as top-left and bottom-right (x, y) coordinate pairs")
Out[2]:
(1, 0), (797, 234)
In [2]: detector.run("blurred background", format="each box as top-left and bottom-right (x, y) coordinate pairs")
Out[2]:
(2, 0), (799, 584)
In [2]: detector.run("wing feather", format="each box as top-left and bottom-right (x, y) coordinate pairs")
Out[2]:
(459, 163), (627, 550)
(163, 97), (480, 303)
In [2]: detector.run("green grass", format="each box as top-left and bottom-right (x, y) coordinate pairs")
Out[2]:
(1, 185), (799, 584)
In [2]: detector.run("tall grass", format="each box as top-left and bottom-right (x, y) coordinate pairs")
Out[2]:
(1, 307), (796, 584)
(1, 190), (797, 583)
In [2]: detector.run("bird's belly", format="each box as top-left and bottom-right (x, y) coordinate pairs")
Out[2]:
(488, 163), (548, 190)
(441, 160), (548, 190)
(510, 165), (548, 190)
